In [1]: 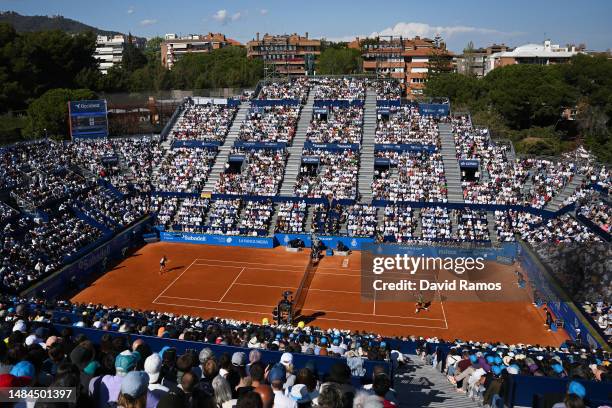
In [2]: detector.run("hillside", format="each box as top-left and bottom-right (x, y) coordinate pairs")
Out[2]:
(0, 11), (122, 36)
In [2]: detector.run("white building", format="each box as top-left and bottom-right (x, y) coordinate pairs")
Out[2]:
(485, 40), (582, 75)
(94, 35), (125, 74)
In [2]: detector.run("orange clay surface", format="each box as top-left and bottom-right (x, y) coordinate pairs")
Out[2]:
(72, 242), (569, 346)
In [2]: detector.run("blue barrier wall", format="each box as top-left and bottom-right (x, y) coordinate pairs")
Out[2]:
(21, 216), (152, 298)
(506, 375), (611, 407)
(171, 140), (220, 149)
(274, 233), (313, 248)
(303, 141), (360, 151)
(52, 324), (390, 382)
(160, 231), (275, 248)
(374, 143), (438, 153)
(314, 100), (364, 108)
(252, 99), (301, 107)
(316, 236), (375, 250)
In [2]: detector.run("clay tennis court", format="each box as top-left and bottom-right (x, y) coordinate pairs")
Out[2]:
(72, 242), (569, 346)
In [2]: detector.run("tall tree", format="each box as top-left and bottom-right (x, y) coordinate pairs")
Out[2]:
(317, 48), (362, 75)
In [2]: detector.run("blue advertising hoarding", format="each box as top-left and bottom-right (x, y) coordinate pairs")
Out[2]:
(69, 99), (109, 140)
(160, 231), (275, 248)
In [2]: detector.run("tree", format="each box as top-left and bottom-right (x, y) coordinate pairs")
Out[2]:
(122, 34), (147, 73)
(317, 48), (362, 75)
(25, 88), (95, 138)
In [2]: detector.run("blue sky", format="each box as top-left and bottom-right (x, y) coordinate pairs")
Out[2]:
(2, 0), (612, 52)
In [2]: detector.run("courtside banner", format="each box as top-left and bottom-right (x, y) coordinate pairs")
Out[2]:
(359, 242), (538, 302)
(160, 231), (274, 248)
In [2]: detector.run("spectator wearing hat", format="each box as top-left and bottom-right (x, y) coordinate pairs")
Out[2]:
(269, 365), (296, 408)
(70, 341), (96, 391)
(117, 371), (149, 408)
(280, 352), (296, 389)
(89, 350), (139, 408)
(551, 381), (587, 408)
(144, 353), (168, 408)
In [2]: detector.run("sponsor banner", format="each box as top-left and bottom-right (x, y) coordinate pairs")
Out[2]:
(418, 103), (450, 117)
(171, 140), (220, 149)
(191, 97), (240, 107)
(160, 231), (275, 248)
(375, 158), (391, 166)
(374, 143), (437, 153)
(228, 154), (245, 162)
(314, 107), (329, 115)
(302, 156), (320, 164)
(303, 141), (360, 152)
(376, 100), (401, 107)
(234, 141), (287, 150)
(314, 100), (364, 108)
(317, 235), (374, 250)
(252, 99), (301, 107)
(459, 159), (480, 168)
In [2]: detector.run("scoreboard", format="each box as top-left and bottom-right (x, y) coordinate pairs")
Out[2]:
(68, 99), (108, 140)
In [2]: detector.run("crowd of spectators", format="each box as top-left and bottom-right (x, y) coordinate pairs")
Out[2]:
(294, 150), (359, 200)
(453, 209), (489, 242)
(375, 107), (440, 145)
(346, 205), (377, 237)
(151, 197), (179, 229)
(311, 204), (345, 235)
(0, 202), (18, 225)
(239, 200), (274, 236)
(372, 80), (401, 101)
(521, 214), (602, 244)
(313, 78), (366, 101)
(171, 104), (237, 142)
(578, 198), (611, 234)
(416, 336), (611, 407)
(494, 210), (542, 242)
(174, 198), (211, 233)
(0, 294), (402, 408)
(215, 149), (287, 196)
(275, 202), (307, 234)
(207, 199), (241, 235)
(421, 207), (452, 241)
(78, 188), (150, 231)
(372, 151), (447, 202)
(153, 148), (217, 193)
(306, 107), (363, 144)
(239, 107), (300, 144)
(1, 208), (103, 292)
(381, 206), (416, 242)
(258, 78), (310, 102)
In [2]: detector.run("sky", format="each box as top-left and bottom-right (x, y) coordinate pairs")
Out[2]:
(2, 0), (612, 52)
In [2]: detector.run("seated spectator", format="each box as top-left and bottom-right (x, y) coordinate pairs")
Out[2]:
(239, 106), (300, 144)
(171, 103), (237, 142)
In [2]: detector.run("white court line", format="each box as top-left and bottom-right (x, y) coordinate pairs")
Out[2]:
(434, 276), (449, 330)
(230, 283), (362, 295)
(156, 294), (446, 321)
(193, 262), (438, 279)
(219, 267), (245, 302)
(153, 300), (446, 329)
(152, 259), (197, 304)
(156, 295), (276, 308)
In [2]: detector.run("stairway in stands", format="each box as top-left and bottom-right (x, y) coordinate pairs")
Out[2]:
(395, 355), (480, 408)
(438, 123), (464, 204)
(203, 102), (251, 194)
(358, 88), (377, 203)
(279, 91), (314, 196)
(486, 211), (499, 244)
(545, 173), (585, 212)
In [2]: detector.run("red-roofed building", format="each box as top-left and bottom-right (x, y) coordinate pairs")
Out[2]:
(247, 33), (321, 76)
(349, 36), (453, 98)
(161, 33), (242, 69)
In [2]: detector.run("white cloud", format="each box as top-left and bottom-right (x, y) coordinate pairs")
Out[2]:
(213, 9), (242, 25)
(127, 6), (135, 15)
(139, 19), (157, 26)
(259, 9), (268, 16)
(371, 22), (507, 39)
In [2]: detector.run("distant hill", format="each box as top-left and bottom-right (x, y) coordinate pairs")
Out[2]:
(0, 11), (123, 36)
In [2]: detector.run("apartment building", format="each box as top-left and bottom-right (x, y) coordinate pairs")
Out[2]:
(485, 40), (582, 75)
(161, 33), (241, 69)
(456, 44), (511, 77)
(247, 33), (321, 76)
(94, 35), (126, 74)
(349, 36), (453, 97)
